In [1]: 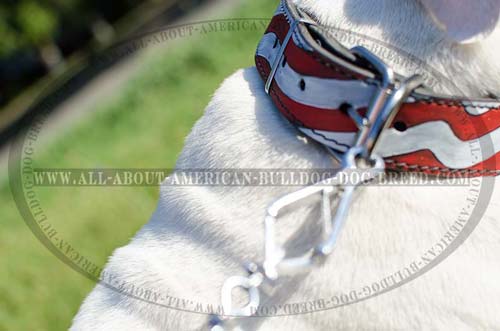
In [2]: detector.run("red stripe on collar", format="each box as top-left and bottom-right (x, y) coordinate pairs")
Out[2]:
(255, 4), (500, 177)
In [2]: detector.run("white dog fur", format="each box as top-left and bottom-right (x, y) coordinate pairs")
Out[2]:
(71, 0), (500, 330)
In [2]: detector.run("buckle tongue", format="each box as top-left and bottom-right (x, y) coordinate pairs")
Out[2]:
(265, 17), (317, 94)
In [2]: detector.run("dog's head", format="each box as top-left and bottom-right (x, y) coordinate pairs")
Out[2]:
(419, 0), (500, 44)
(296, 0), (500, 43)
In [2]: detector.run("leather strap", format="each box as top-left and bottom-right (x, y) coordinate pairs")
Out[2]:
(256, 0), (500, 176)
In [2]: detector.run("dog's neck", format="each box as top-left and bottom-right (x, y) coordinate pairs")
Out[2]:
(294, 0), (500, 99)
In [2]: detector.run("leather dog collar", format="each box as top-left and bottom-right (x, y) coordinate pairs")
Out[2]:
(255, 0), (500, 177)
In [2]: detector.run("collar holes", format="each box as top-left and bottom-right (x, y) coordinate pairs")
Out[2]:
(339, 102), (352, 114)
(299, 79), (306, 91)
(393, 121), (408, 132)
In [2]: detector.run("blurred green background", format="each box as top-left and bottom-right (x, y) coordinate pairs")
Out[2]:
(0, 0), (276, 330)
(0, 0), (206, 108)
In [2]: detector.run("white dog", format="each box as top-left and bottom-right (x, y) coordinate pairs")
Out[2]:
(71, 0), (500, 330)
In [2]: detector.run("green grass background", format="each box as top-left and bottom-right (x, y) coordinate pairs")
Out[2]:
(0, 1), (276, 330)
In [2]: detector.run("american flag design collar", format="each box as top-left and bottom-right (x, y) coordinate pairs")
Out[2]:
(255, 0), (500, 177)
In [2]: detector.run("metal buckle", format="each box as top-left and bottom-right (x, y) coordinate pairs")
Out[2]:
(327, 46), (424, 160)
(265, 17), (317, 94)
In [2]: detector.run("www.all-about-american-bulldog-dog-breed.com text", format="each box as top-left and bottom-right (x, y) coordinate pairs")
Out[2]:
(71, 0), (500, 330)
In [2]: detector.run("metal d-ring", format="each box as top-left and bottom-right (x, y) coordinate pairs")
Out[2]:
(221, 272), (263, 317)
